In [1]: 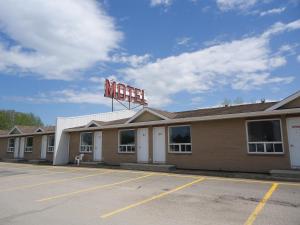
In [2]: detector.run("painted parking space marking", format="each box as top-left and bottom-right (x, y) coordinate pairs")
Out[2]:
(244, 183), (279, 225)
(0, 170), (113, 192)
(37, 173), (155, 202)
(101, 177), (205, 219)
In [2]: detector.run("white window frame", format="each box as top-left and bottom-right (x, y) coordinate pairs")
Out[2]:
(245, 118), (284, 154)
(47, 135), (55, 153)
(118, 129), (136, 154)
(168, 125), (192, 154)
(7, 138), (15, 153)
(24, 136), (33, 153)
(80, 132), (93, 153)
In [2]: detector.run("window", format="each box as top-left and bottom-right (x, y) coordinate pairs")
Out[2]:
(119, 130), (135, 153)
(25, 137), (33, 152)
(47, 135), (55, 152)
(169, 125), (192, 153)
(7, 138), (15, 152)
(80, 132), (93, 153)
(247, 120), (283, 154)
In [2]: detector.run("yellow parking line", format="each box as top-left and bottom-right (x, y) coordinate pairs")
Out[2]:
(101, 177), (205, 219)
(0, 170), (113, 192)
(244, 183), (278, 225)
(37, 173), (155, 202)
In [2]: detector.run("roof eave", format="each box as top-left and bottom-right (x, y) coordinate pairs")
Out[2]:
(266, 91), (300, 111)
(64, 107), (300, 132)
(125, 108), (170, 124)
(0, 131), (55, 138)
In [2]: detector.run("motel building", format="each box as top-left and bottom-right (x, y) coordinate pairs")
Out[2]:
(0, 90), (300, 173)
(0, 126), (55, 162)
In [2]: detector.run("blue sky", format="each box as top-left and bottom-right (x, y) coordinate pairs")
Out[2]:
(0, 0), (299, 125)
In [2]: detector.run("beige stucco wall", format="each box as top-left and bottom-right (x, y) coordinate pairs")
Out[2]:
(166, 116), (290, 172)
(69, 132), (93, 163)
(0, 135), (55, 161)
(0, 138), (13, 159)
(65, 114), (298, 172)
(102, 129), (137, 165)
(23, 135), (42, 160)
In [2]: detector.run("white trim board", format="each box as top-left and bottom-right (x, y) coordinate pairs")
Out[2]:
(266, 91), (300, 111)
(85, 121), (101, 128)
(8, 126), (22, 135)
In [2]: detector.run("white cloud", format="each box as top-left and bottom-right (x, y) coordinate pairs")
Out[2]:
(110, 54), (151, 67)
(262, 19), (300, 38)
(260, 7), (286, 16)
(216, 0), (257, 11)
(231, 73), (294, 90)
(0, 0), (122, 80)
(4, 87), (112, 106)
(176, 37), (192, 46)
(150, 0), (173, 7)
(268, 56), (286, 68)
(278, 44), (296, 54)
(121, 20), (299, 107)
(297, 55), (300, 63)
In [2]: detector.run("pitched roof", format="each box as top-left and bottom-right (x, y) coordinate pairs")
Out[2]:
(15, 125), (39, 133)
(0, 130), (9, 135)
(146, 107), (176, 119)
(64, 118), (131, 131)
(102, 118), (131, 126)
(64, 100), (294, 132)
(5, 125), (56, 136)
(42, 126), (56, 132)
(173, 102), (277, 119)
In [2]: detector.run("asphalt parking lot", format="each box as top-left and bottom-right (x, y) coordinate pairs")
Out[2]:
(0, 162), (299, 225)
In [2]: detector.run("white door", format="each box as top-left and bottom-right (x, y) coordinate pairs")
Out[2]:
(153, 127), (166, 164)
(93, 131), (102, 161)
(19, 137), (25, 159)
(287, 117), (300, 168)
(14, 138), (20, 159)
(41, 135), (47, 159)
(137, 128), (149, 163)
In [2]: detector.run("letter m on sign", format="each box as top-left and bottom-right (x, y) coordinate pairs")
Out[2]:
(104, 79), (116, 98)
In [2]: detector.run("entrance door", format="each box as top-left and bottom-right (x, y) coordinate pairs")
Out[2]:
(137, 128), (149, 163)
(41, 135), (47, 159)
(153, 127), (166, 163)
(19, 137), (25, 159)
(14, 138), (20, 159)
(287, 117), (300, 168)
(93, 131), (102, 161)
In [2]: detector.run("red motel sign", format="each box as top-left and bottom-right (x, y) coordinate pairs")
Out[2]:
(104, 79), (147, 105)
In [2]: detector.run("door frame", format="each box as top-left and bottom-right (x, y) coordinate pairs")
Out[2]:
(93, 131), (102, 161)
(13, 138), (20, 159)
(153, 126), (166, 164)
(287, 117), (300, 168)
(19, 137), (25, 159)
(41, 135), (47, 160)
(137, 128), (149, 163)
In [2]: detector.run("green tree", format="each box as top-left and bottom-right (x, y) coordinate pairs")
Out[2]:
(0, 110), (44, 130)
